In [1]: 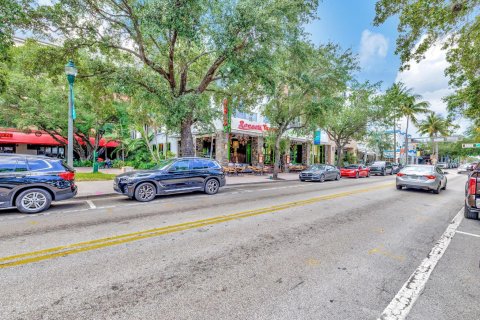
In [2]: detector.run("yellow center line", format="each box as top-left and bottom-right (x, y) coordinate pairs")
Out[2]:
(0, 182), (393, 269)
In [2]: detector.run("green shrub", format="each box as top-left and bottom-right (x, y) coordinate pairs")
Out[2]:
(73, 159), (93, 167)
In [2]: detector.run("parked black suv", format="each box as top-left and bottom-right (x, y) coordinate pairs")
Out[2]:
(369, 161), (394, 176)
(0, 154), (77, 213)
(114, 157), (226, 202)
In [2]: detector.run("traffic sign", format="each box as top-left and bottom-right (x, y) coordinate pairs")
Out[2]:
(462, 143), (480, 148)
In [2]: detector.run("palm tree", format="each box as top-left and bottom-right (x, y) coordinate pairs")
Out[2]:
(417, 113), (450, 163)
(384, 83), (408, 162)
(398, 93), (430, 164)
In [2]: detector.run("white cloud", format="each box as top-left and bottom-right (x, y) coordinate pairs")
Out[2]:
(394, 42), (470, 136)
(359, 30), (389, 69)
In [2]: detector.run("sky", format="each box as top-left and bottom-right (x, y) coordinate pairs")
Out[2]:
(305, 0), (468, 136)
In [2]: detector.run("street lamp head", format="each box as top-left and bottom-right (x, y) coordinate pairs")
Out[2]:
(65, 60), (77, 84)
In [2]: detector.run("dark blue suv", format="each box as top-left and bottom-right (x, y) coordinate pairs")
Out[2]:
(114, 157), (226, 202)
(0, 154), (77, 213)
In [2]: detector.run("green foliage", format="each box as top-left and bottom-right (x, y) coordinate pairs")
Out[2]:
(366, 130), (393, 160)
(260, 40), (356, 177)
(374, 0), (480, 126)
(25, 0), (320, 156)
(320, 82), (379, 167)
(73, 159), (93, 167)
(0, 40), (127, 159)
(75, 172), (116, 181)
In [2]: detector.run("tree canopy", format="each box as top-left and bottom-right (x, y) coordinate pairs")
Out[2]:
(261, 40), (356, 177)
(25, 0), (320, 156)
(374, 0), (480, 127)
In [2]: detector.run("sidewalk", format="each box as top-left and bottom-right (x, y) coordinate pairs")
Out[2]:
(74, 171), (300, 199)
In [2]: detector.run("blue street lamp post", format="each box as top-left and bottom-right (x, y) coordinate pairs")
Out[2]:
(65, 60), (77, 168)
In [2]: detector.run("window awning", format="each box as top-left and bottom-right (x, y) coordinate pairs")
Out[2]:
(0, 129), (119, 147)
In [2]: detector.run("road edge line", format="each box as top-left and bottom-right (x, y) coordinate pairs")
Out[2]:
(378, 207), (464, 320)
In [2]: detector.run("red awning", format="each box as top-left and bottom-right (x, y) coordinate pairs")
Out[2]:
(0, 129), (119, 148)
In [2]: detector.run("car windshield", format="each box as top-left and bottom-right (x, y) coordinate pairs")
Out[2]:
(401, 165), (434, 174)
(152, 159), (175, 170)
(345, 165), (359, 169)
(371, 162), (384, 166)
(308, 165), (325, 171)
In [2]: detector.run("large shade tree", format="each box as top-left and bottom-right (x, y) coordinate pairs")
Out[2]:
(320, 82), (378, 168)
(26, 0), (319, 156)
(0, 40), (123, 160)
(262, 41), (356, 179)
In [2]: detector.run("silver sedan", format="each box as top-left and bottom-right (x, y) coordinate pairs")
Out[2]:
(396, 165), (448, 194)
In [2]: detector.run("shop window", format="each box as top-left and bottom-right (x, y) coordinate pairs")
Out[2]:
(27, 144), (39, 150)
(0, 145), (15, 153)
(234, 111), (258, 122)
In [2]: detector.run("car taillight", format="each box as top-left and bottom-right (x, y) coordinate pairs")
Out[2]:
(59, 171), (75, 180)
(397, 173), (405, 177)
(469, 177), (477, 195)
(424, 175), (436, 180)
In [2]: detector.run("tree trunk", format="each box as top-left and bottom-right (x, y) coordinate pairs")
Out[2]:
(404, 116), (409, 165)
(435, 133), (439, 162)
(273, 133), (282, 180)
(336, 143), (343, 168)
(154, 128), (160, 162)
(141, 126), (156, 161)
(180, 117), (194, 157)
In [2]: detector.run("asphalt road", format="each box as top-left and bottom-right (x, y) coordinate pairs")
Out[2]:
(0, 171), (478, 320)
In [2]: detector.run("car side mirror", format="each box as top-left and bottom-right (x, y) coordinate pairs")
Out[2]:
(443, 171), (449, 175)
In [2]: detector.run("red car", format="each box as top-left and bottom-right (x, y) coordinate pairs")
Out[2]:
(340, 164), (370, 178)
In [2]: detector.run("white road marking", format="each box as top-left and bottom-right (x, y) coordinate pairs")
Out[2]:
(378, 208), (464, 320)
(455, 230), (480, 238)
(86, 200), (96, 209)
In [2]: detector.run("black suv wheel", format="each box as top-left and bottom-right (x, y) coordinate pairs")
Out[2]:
(205, 178), (220, 195)
(134, 182), (156, 202)
(15, 188), (52, 214)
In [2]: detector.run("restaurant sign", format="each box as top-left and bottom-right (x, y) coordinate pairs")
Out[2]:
(238, 120), (270, 132)
(0, 132), (13, 139)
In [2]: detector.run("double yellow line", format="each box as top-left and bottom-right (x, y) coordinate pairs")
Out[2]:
(0, 183), (392, 269)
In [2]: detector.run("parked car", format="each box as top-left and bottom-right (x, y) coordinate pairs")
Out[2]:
(437, 162), (448, 169)
(458, 163), (470, 174)
(368, 161), (394, 176)
(340, 164), (370, 178)
(396, 164), (447, 194)
(299, 164), (340, 182)
(465, 168), (480, 219)
(392, 163), (404, 174)
(0, 154), (77, 213)
(114, 157), (226, 202)
(467, 163), (478, 171)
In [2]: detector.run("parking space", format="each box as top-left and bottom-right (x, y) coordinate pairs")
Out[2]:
(407, 215), (480, 320)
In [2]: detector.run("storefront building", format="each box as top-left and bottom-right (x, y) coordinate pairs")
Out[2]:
(194, 112), (314, 167)
(0, 128), (119, 159)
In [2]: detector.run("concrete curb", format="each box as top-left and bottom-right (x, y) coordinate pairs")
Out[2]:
(74, 178), (298, 200)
